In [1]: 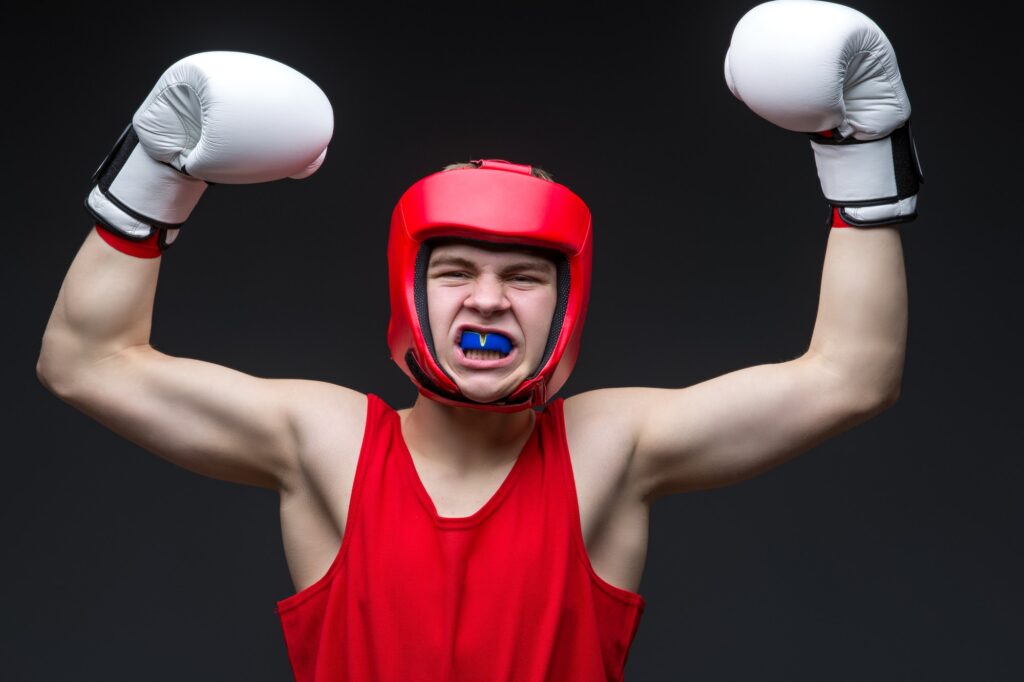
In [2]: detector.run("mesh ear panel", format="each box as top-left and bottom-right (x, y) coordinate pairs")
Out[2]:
(527, 255), (569, 380)
(413, 241), (454, 384)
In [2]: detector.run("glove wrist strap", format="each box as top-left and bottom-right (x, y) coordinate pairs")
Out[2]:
(85, 123), (207, 253)
(809, 120), (924, 228)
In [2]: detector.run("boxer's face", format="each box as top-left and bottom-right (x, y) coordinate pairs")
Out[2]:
(426, 240), (558, 404)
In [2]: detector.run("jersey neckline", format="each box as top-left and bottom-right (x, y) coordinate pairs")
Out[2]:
(394, 408), (538, 529)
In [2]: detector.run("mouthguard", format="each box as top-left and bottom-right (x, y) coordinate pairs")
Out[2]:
(459, 330), (513, 354)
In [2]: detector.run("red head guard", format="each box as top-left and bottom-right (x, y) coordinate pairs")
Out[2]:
(386, 159), (593, 411)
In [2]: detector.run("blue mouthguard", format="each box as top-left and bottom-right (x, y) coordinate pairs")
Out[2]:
(459, 330), (513, 354)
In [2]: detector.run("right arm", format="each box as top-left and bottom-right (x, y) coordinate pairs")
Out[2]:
(36, 225), (349, 493)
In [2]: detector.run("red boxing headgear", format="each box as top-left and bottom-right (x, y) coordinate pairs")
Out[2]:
(386, 159), (593, 411)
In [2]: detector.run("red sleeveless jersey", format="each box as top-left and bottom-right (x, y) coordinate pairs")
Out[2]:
(274, 393), (645, 681)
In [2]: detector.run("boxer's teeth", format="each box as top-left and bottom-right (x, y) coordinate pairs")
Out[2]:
(466, 349), (505, 360)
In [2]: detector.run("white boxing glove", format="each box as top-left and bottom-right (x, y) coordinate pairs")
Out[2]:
(86, 51), (334, 256)
(724, 0), (923, 227)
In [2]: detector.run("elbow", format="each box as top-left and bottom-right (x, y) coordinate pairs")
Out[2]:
(876, 369), (904, 411)
(835, 368), (901, 419)
(36, 356), (60, 395)
(850, 361), (904, 416)
(856, 383), (901, 417)
(815, 355), (903, 417)
(36, 355), (76, 398)
(876, 387), (900, 412)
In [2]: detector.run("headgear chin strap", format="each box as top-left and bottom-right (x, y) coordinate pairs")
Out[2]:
(386, 159), (593, 412)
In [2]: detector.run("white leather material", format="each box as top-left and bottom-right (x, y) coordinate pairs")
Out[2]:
(724, 0), (920, 225)
(811, 136), (897, 202)
(87, 183), (185, 244)
(132, 51), (334, 184)
(724, 0), (910, 140)
(87, 185), (151, 238)
(87, 50), (334, 244)
(291, 147), (329, 180)
(107, 143), (209, 224)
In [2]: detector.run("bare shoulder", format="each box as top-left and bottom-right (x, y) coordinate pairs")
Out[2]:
(277, 380), (369, 495)
(562, 386), (650, 451)
(561, 387), (650, 503)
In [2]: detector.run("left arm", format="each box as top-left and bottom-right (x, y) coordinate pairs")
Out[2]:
(604, 0), (918, 503)
(614, 223), (906, 502)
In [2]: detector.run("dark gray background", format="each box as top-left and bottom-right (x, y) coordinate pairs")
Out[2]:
(5, 2), (1019, 680)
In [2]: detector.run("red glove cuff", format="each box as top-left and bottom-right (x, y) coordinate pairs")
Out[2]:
(831, 206), (851, 229)
(94, 223), (162, 258)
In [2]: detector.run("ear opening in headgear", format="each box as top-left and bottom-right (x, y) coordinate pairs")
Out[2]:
(409, 236), (571, 406)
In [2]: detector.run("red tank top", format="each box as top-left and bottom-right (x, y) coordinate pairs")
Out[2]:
(274, 393), (645, 681)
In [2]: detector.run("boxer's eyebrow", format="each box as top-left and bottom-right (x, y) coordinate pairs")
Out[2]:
(429, 255), (553, 274)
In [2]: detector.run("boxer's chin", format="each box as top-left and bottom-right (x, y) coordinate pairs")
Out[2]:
(452, 370), (521, 404)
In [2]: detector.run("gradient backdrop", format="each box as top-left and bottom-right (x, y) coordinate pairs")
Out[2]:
(5, 2), (1018, 680)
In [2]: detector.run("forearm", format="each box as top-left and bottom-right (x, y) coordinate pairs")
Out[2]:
(37, 224), (160, 389)
(806, 225), (907, 404)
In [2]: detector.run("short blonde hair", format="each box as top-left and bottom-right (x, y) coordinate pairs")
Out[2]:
(442, 160), (554, 182)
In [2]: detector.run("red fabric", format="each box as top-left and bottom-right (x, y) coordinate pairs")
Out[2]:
(94, 223), (162, 258)
(831, 206), (851, 228)
(275, 393), (646, 681)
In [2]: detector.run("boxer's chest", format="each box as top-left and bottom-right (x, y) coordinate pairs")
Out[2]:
(279, 402), (649, 596)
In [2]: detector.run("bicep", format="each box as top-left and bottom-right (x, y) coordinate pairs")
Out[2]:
(55, 344), (306, 491)
(630, 354), (888, 500)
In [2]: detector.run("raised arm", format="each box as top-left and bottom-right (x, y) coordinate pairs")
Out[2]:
(37, 51), (339, 493)
(616, 223), (906, 500)
(581, 1), (919, 503)
(36, 227), (324, 491)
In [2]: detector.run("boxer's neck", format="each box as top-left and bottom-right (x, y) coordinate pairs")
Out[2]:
(398, 393), (536, 474)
